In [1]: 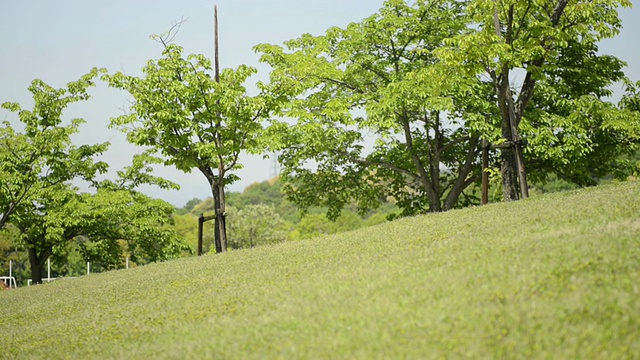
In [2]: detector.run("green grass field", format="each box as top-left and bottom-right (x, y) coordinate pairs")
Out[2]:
(1, 181), (639, 359)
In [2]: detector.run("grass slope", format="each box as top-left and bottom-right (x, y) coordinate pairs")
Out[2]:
(1, 182), (639, 359)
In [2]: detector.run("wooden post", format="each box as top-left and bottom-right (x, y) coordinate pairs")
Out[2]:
(198, 213), (217, 256)
(481, 139), (489, 205)
(198, 213), (204, 256)
(212, 5), (228, 253)
(214, 5), (220, 83)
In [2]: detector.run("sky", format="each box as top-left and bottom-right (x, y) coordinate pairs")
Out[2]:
(1, 1), (638, 208)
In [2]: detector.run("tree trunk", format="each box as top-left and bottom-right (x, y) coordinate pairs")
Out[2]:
(27, 247), (50, 285)
(500, 147), (520, 201)
(429, 111), (442, 211)
(211, 181), (227, 253)
(211, 7), (227, 253)
(212, 185), (223, 253)
(505, 88), (529, 199)
(495, 72), (521, 202)
(217, 182), (227, 252)
(0, 211), (9, 230)
(491, 4), (529, 201)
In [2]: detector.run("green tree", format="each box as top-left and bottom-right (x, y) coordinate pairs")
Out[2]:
(0, 69), (108, 229)
(8, 154), (189, 284)
(257, 0), (488, 218)
(617, 78), (640, 177)
(620, 79), (640, 113)
(441, 0), (633, 200)
(0, 225), (29, 286)
(105, 34), (278, 253)
(523, 46), (640, 186)
(1, 74), (189, 284)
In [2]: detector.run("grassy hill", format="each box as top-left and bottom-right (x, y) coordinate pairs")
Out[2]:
(1, 181), (639, 359)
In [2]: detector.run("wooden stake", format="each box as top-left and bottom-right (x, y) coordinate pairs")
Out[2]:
(214, 5), (220, 83)
(482, 139), (489, 205)
(198, 213), (216, 256)
(213, 5), (227, 253)
(198, 213), (204, 256)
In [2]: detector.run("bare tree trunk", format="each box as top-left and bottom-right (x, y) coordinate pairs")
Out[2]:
(429, 111), (442, 210)
(505, 88), (529, 199)
(214, 6), (220, 83)
(0, 210), (10, 230)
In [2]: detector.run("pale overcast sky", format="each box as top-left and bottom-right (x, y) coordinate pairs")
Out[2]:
(1, 1), (638, 207)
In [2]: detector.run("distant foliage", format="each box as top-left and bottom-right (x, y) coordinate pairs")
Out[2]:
(226, 204), (288, 250)
(173, 178), (397, 249)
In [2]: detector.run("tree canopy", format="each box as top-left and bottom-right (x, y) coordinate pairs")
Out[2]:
(0, 69), (108, 230)
(256, 0), (489, 218)
(257, 0), (640, 218)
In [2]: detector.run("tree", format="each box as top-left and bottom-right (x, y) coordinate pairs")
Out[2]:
(105, 34), (277, 253)
(10, 152), (190, 284)
(7, 150), (190, 284)
(522, 41), (640, 186)
(256, 0), (489, 218)
(0, 69), (108, 230)
(1, 74), (190, 284)
(10, 183), (189, 284)
(442, 0), (633, 200)
(616, 78), (640, 177)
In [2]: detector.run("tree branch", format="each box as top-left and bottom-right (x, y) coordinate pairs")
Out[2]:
(318, 77), (365, 94)
(152, 17), (189, 48)
(551, 0), (570, 26)
(438, 135), (471, 156)
(362, 158), (421, 181)
(443, 136), (480, 210)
